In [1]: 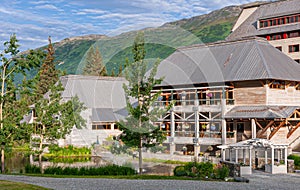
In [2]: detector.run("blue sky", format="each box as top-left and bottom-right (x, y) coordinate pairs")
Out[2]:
(0, 0), (258, 51)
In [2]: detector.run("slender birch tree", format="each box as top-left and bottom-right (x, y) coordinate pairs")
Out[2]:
(118, 32), (170, 174)
(0, 34), (44, 173)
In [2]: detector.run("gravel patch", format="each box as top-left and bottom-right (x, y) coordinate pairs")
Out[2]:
(1, 171), (300, 190)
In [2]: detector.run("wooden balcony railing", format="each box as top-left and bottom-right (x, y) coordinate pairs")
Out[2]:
(154, 99), (235, 107)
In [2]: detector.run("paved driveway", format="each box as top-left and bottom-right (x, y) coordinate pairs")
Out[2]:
(1, 171), (300, 190)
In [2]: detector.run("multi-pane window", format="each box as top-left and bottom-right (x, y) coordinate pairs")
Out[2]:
(92, 123), (112, 130)
(259, 14), (300, 28)
(289, 44), (300, 53)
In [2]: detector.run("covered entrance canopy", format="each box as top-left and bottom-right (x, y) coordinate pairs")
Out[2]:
(218, 138), (288, 174)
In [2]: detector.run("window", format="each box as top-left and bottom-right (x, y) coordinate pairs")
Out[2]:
(92, 123), (112, 130)
(259, 13), (300, 28)
(276, 46), (282, 51)
(237, 123), (244, 133)
(289, 32), (300, 38)
(269, 80), (285, 89)
(289, 44), (300, 53)
(295, 59), (300, 63)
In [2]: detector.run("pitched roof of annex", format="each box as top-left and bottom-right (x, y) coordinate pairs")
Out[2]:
(61, 75), (127, 109)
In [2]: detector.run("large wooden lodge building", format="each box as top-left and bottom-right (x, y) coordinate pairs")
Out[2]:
(152, 0), (300, 155)
(154, 36), (300, 155)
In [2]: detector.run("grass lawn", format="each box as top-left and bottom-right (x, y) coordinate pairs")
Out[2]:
(0, 180), (49, 190)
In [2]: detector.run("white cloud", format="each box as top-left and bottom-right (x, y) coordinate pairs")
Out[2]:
(81, 9), (108, 14)
(35, 4), (63, 11)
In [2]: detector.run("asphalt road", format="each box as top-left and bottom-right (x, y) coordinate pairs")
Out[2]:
(1, 171), (300, 190)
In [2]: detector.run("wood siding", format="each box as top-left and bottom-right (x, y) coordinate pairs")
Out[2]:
(267, 86), (300, 105)
(234, 81), (266, 105)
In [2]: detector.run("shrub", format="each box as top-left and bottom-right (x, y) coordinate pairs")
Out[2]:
(173, 166), (187, 176)
(173, 161), (214, 178)
(27, 165), (136, 176)
(288, 155), (300, 166)
(213, 164), (229, 180)
(25, 165), (41, 174)
(197, 162), (214, 178)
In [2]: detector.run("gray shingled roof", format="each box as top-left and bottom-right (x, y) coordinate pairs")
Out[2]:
(92, 108), (127, 122)
(227, 0), (300, 40)
(61, 75), (128, 123)
(156, 38), (300, 87)
(61, 75), (127, 109)
(225, 106), (298, 119)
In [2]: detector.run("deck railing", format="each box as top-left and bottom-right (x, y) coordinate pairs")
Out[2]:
(171, 131), (235, 138)
(154, 99), (235, 107)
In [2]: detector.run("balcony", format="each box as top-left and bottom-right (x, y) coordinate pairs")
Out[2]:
(168, 131), (235, 138)
(154, 99), (235, 107)
(166, 131), (235, 145)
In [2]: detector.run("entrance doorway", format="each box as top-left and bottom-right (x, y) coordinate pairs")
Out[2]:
(237, 123), (244, 142)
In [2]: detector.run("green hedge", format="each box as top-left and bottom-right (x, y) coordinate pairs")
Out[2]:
(25, 164), (136, 176)
(173, 162), (229, 180)
(288, 154), (300, 166)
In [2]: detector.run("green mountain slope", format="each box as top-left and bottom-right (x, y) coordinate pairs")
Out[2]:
(33, 5), (243, 76)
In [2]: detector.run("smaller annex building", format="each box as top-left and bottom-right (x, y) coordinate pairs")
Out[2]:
(154, 37), (300, 156)
(60, 75), (127, 146)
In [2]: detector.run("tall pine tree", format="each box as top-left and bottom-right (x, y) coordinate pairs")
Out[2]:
(82, 45), (107, 76)
(31, 37), (86, 173)
(35, 36), (59, 98)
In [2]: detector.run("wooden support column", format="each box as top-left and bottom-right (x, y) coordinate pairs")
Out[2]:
(271, 147), (274, 174)
(284, 147), (288, 170)
(243, 149), (246, 163)
(222, 149), (226, 161)
(194, 106), (200, 160)
(251, 119), (256, 139)
(170, 110), (175, 155)
(265, 149), (268, 166)
(221, 87), (226, 145)
(249, 148), (252, 169)
(235, 149), (238, 163)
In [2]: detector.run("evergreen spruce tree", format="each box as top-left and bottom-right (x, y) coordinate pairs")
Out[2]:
(111, 69), (115, 77)
(82, 45), (107, 76)
(35, 36), (59, 98)
(118, 32), (170, 174)
(118, 64), (123, 77)
(30, 37), (86, 173)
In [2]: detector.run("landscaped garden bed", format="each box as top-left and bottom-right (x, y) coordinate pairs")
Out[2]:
(173, 161), (229, 180)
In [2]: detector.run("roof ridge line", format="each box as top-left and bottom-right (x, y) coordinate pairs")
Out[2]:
(253, 40), (272, 78)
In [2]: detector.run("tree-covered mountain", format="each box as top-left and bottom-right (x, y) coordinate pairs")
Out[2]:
(27, 5), (244, 76)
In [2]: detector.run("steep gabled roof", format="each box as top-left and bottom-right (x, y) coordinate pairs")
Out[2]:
(61, 75), (127, 109)
(227, 0), (300, 40)
(156, 37), (300, 87)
